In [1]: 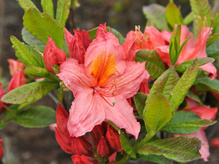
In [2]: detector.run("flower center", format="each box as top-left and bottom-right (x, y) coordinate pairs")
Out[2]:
(89, 53), (116, 86)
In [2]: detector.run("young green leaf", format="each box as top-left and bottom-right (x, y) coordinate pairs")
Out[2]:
(135, 49), (166, 79)
(186, 91), (203, 105)
(146, 66), (179, 106)
(109, 27), (126, 45)
(165, 0), (183, 28)
(23, 8), (65, 49)
(198, 77), (219, 94)
(56, 0), (71, 27)
(120, 130), (136, 159)
(138, 137), (201, 162)
(13, 106), (56, 128)
(134, 93), (147, 118)
(24, 67), (60, 81)
(17, 0), (38, 12)
(137, 154), (172, 164)
(22, 28), (46, 53)
(190, 0), (212, 27)
(161, 110), (215, 134)
(183, 12), (194, 25)
(10, 36), (40, 67)
(1, 80), (59, 105)
(144, 94), (173, 135)
(41, 0), (54, 18)
(175, 57), (215, 72)
(170, 59), (198, 110)
(142, 4), (169, 31)
(169, 25), (181, 66)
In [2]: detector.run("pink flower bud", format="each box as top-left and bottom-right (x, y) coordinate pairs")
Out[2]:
(43, 37), (67, 73)
(210, 138), (219, 148)
(7, 59), (25, 76)
(55, 128), (72, 154)
(7, 71), (26, 92)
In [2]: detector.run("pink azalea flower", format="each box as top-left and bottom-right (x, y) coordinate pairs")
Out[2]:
(58, 24), (148, 138)
(155, 25), (217, 79)
(175, 99), (218, 161)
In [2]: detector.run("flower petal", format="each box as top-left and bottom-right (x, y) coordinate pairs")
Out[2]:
(104, 95), (140, 139)
(67, 91), (105, 137)
(8, 71), (26, 92)
(100, 61), (149, 98)
(144, 26), (165, 50)
(58, 58), (94, 95)
(199, 62), (217, 79)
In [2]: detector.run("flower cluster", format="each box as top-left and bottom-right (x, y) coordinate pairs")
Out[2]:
(0, 0), (219, 163)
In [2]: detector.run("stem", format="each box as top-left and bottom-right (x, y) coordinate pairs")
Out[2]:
(135, 132), (155, 151)
(108, 155), (129, 164)
(48, 92), (61, 105)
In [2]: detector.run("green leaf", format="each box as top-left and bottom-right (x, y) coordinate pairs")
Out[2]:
(135, 50), (166, 79)
(162, 110), (215, 134)
(190, 0), (213, 27)
(138, 137), (201, 162)
(187, 91), (203, 105)
(183, 12), (194, 25)
(165, 0), (183, 28)
(137, 154), (172, 164)
(134, 93), (147, 118)
(109, 27), (126, 45)
(24, 67), (60, 81)
(169, 25), (181, 66)
(175, 57), (215, 72)
(144, 94), (173, 135)
(198, 77), (219, 94)
(71, 0), (80, 9)
(22, 28), (46, 52)
(14, 106), (56, 127)
(120, 130), (136, 159)
(10, 36), (40, 67)
(170, 59), (198, 110)
(41, 0), (54, 18)
(207, 33), (219, 46)
(56, 0), (71, 27)
(23, 8), (65, 49)
(17, 0), (38, 12)
(142, 4), (169, 31)
(1, 80), (59, 105)
(206, 39), (219, 57)
(88, 26), (110, 41)
(146, 67), (179, 106)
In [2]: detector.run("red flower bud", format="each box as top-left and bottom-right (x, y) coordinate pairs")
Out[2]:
(55, 128), (72, 154)
(97, 137), (110, 157)
(56, 104), (69, 135)
(65, 29), (91, 64)
(71, 155), (94, 164)
(7, 59), (25, 76)
(0, 139), (3, 160)
(90, 124), (104, 146)
(7, 71), (26, 92)
(0, 84), (6, 111)
(210, 138), (219, 148)
(71, 137), (93, 156)
(43, 37), (67, 73)
(106, 125), (121, 151)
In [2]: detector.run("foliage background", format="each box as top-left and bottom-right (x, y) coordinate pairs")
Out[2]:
(0, 0), (218, 163)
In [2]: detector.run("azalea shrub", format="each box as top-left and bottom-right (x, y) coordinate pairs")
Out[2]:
(0, 0), (219, 163)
